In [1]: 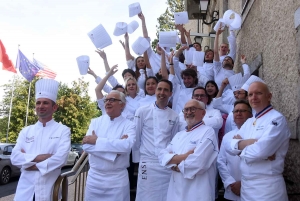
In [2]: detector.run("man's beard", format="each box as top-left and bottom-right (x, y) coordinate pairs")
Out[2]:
(223, 64), (233, 70)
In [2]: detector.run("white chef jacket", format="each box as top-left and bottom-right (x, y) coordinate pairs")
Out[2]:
(168, 73), (194, 114)
(217, 128), (241, 201)
(197, 62), (214, 81)
(178, 108), (223, 139)
(138, 94), (156, 107)
(11, 120), (70, 201)
(159, 122), (219, 201)
(133, 103), (179, 201)
(227, 107), (290, 201)
(83, 114), (136, 201)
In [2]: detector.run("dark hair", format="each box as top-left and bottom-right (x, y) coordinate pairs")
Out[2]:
(155, 68), (170, 81)
(179, 52), (185, 63)
(144, 76), (158, 95)
(135, 56), (146, 79)
(51, 100), (56, 106)
(205, 80), (219, 99)
(122, 69), (136, 79)
(192, 86), (211, 105)
(181, 68), (198, 86)
(193, 42), (202, 49)
(223, 56), (234, 65)
(158, 79), (173, 92)
(234, 99), (252, 111)
(112, 84), (124, 91)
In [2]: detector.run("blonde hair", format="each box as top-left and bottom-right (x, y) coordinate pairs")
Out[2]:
(124, 77), (139, 96)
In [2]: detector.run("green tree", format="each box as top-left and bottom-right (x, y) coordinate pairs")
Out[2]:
(54, 78), (101, 143)
(152, 0), (185, 50)
(0, 76), (100, 143)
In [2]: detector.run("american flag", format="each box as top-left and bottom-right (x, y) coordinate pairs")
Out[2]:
(33, 58), (57, 79)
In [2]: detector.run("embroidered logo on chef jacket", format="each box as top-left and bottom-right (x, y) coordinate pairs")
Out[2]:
(208, 116), (213, 118)
(256, 125), (264, 131)
(272, 121), (278, 126)
(49, 136), (60, 139)
(140, 161), (147, 180)
(134, 115), (140, 118)
(169, 120), (175, 125)
(189, 141), (197, 144)
(25, 136), (34, 143)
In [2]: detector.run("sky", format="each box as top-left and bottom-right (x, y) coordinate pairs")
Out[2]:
(0, 0), (168, 101)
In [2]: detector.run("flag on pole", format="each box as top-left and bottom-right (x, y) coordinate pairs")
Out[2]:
(16, 49), (40, 82)
(0, 40), (17, 73)
(33, 58), (57, 79)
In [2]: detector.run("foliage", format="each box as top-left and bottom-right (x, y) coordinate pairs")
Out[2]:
(151, 0), (185, 51)
(0, 76), (100, 143)
(54, 79), (101, 143)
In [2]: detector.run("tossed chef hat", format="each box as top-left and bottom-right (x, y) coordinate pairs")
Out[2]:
(228, 73), (250, 91)
(174, 11), (188, 25)
(76, 55), (90, 75)
(35, 79), (59, 102)
(184, 47), (195, 65)
(113, 22), (128, 36)
(87, 24), (112, 49)
(132, 36), (150, 55)
(129, 2), (142, 17)
(241, 75), (265, 91)
(192, 51), (205, 67)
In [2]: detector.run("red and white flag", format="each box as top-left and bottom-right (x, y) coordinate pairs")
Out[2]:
(33, 58), (57, 79)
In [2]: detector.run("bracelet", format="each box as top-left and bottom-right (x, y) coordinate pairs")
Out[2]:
(169, 63), (174, 65)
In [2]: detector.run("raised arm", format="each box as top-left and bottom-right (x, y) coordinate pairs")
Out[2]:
(95, 49), (110, 72)
(160, 47), (169, 79)
(214, 26), (224, 62)
(176, 24), (187, 45)
(185, 29), (192, 46)
(216, 78), (229, 98)
(124, 33), (135, 61)
(95, 65), (118, 100)
(138, 12), (149, 38)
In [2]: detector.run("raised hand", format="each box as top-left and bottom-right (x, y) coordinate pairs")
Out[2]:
(95, 49), (106, 60)
(241, 54), (247, 64)
(108, 64), (118, 76)
(138, 12), (145, 21)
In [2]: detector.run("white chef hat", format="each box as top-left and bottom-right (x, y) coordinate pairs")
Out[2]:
(87, 24), (112, 49)
(113, 22), (128, 36)
(35, 79), (59, 102)
(76, 55), (90, 75)
(192, 51), (205, 67)
(184, 47), (195, 65)
(127, 20), (139, 34)
(128, 2), (142, 17)
(241, 75), (265, 91)
(228, 73), (250, 91)
(132, 36), (150, 55)
(174, 11), (188, 25)
(159, 31), (177, 48)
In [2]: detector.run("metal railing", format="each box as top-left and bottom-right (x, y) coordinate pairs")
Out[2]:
(52, 152), (89, 201)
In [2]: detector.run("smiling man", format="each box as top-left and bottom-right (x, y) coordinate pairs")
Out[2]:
(11, 79), (71, 201)
(133, 79), (179, 201)
(227, 82), (290, 200)
(82, 90), (136, 201)
(159, 99), (218, 201)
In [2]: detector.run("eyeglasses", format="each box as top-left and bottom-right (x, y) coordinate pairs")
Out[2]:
(182, 107), (203, 113)
(233, 91), (246, 96)
(232, 109), (251, 114)
(103, 98), (122, 103)
(193, 94), (207, 98)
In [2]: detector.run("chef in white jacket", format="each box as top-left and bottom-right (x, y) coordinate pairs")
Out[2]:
(133, 79), (179, 201)
(159, 99), (218, 201)
(179, 87), (223, 139)
(11, 79), (71, 201)
(217, 100), (253, 201)
(227, 82), (290, 201)
(82, 90), (136, 201)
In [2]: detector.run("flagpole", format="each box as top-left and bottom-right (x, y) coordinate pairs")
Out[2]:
(24, 52), (35, 127)
(6, 44), (20, 142)
(6, 75), (16, 143)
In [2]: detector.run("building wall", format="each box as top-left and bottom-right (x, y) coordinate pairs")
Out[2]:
(216, 0), (300, 196)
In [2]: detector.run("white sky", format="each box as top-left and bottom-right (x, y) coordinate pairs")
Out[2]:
(0, 0), (168, 101)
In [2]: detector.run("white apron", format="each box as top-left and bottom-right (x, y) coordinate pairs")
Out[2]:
(241, 175), (288, 201)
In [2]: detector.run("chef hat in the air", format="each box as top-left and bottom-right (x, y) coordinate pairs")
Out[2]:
(184, 47), (195, 65)
(87, 24), (112, 49)
(35, 79), (59, 102)
(241, 75), (265, 91)
(132, 37), (150, 55)
(113, 22), (128, 36)
(129, 2), (142, 17)
(192, 51), (205, 67)
(76, 55), (90, 75)
(174, 11), (189, 25)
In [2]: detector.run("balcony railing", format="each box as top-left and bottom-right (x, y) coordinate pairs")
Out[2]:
(52, 152), (89, 201)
